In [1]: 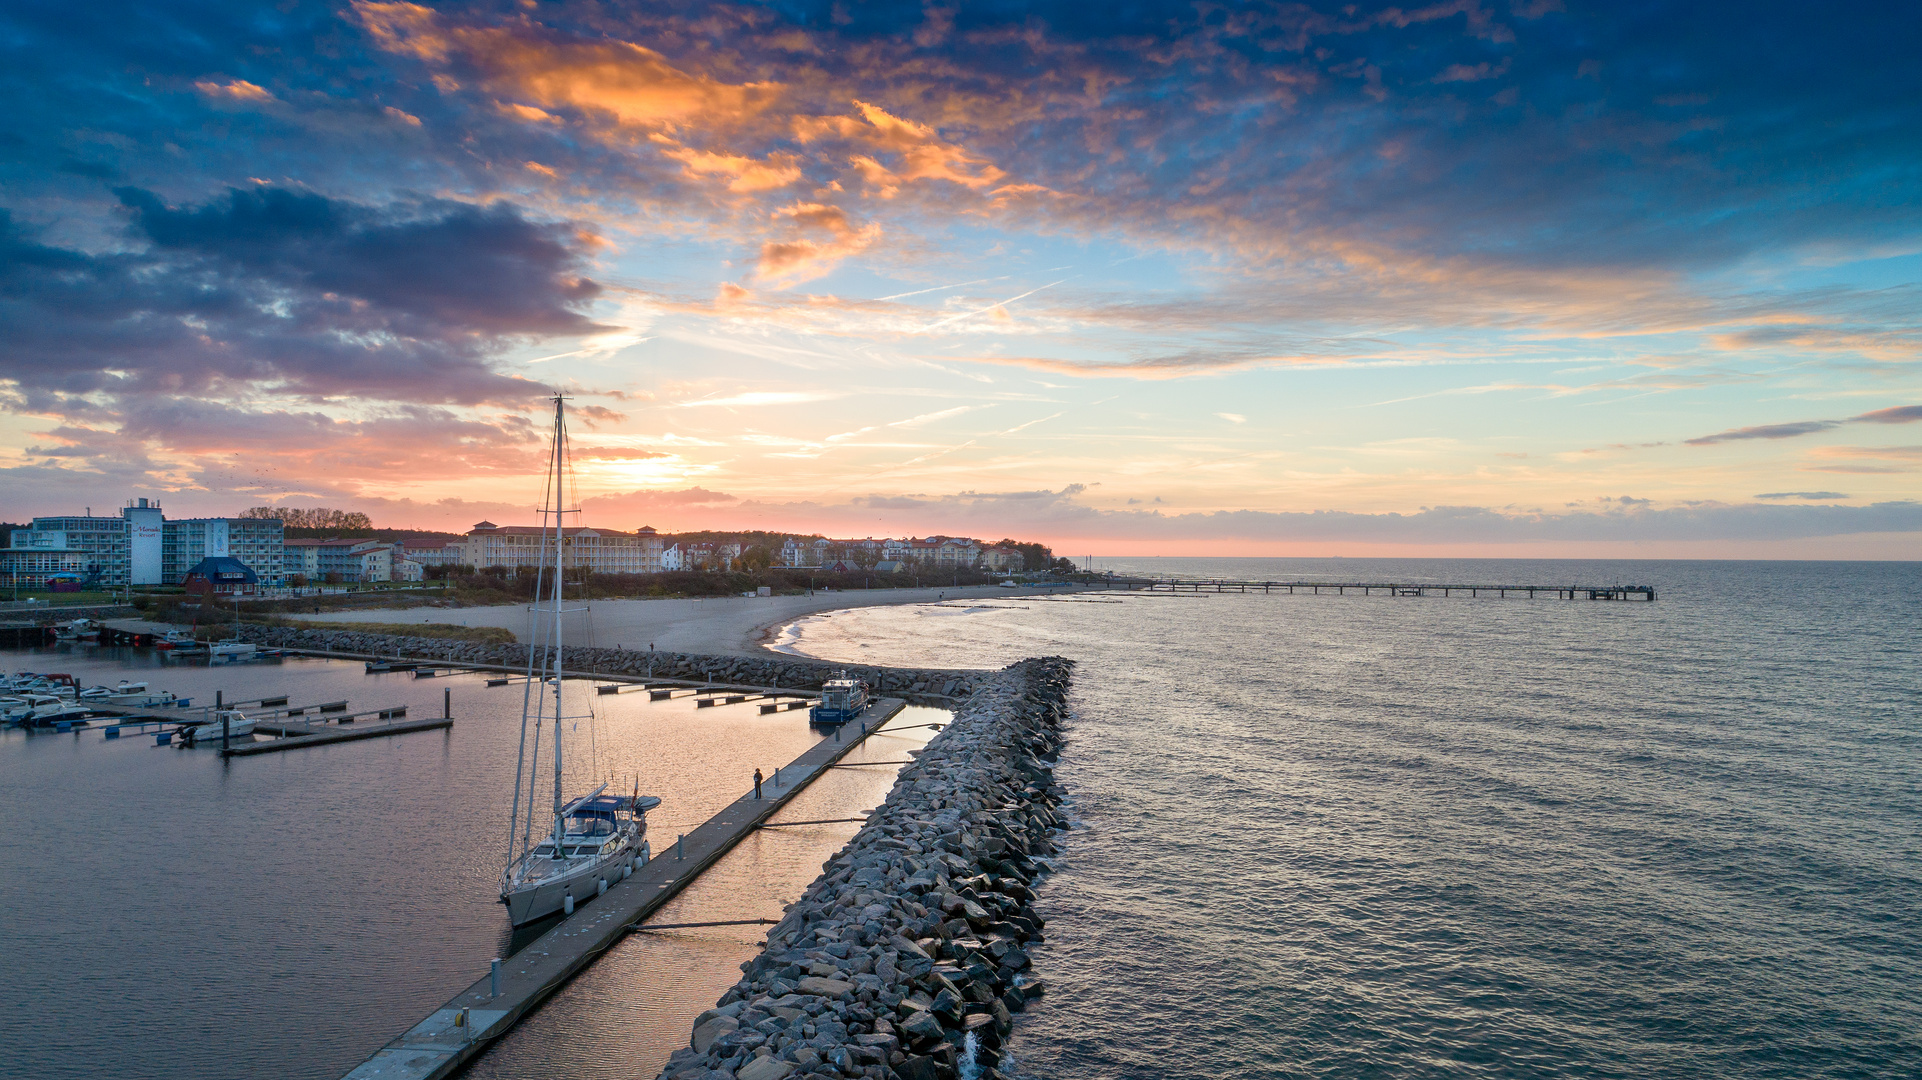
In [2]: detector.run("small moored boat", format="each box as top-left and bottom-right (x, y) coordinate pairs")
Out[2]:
(22, 700), (92, 728)
(808, 671), (871, 727)
(180, 709), (256, 744)
(208, 640), (257, 662)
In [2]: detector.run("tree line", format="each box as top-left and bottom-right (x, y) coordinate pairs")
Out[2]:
(238, 506), (373, 530)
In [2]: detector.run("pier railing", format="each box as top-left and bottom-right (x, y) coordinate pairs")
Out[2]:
(1100, 579), (1656, 600)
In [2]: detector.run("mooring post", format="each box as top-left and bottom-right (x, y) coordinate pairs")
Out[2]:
(676, 834), (685, 860)
(490, 958), (501, 998)
(222, 712), (230, 752)
(216, 690), (223, 709)
(444, 687), (451, 719)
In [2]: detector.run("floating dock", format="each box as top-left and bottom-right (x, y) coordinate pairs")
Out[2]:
(1104, 578), (1657, 600)
(340, 696), (907, 1080)
(221, 714), (450, 757)
(0, 622), (55, 647)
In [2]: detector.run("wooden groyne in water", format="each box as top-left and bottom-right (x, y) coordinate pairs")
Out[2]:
(340, 696), (909, 1080)
(1102, 578), (1657, 600)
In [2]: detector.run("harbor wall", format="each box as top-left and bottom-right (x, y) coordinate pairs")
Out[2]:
(229, 624), (988, 701)
(656, 656), (1074, 1080)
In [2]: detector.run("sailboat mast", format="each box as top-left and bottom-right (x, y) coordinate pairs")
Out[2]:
(549, 395), (567, 829)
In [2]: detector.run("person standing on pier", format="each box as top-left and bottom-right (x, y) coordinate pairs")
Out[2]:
(754, 768), (764, 799)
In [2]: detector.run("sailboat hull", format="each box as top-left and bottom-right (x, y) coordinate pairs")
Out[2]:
(502, 838), (639, 925)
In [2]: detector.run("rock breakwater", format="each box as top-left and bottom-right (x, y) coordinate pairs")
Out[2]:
(231, 624), (984, 701)
(657, 656), (1074, 1080)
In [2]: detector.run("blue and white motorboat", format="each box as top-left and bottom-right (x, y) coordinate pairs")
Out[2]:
(19, 699), (92, 728)
(808, 671), (871, 727)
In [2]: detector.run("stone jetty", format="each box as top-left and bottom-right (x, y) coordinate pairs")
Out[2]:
(656, 656), (1074, 1080)
(230, 625), (986, 702)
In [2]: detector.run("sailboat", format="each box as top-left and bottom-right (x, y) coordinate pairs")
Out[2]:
(500, 395), (659, 926)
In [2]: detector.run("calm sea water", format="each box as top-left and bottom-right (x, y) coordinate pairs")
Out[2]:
(779, 558), (1922, 1079)
(0, 648), (944, 1080)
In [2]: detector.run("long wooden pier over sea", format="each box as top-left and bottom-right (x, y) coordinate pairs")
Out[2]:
(1097, 578), (1657, 600)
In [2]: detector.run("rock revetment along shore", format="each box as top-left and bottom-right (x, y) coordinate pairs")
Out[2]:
(655, 656), (1074, 1080)
(230, 625), (985, 702)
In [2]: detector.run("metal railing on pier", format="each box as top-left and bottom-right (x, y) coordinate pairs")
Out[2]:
(1099, 578), (1656, 600)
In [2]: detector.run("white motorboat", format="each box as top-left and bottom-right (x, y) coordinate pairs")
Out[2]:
(9, 673), (80, 698)
(500, 396), (659, 926)
(208, 640), (257, 662)
(106, 688), (177, 707)
(23, 700), (92, 727)
(1, 694), (64, 724)
(180, 709), (256, 744)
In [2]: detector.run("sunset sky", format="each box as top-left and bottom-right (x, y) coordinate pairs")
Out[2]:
(2, 1), (1918, 556)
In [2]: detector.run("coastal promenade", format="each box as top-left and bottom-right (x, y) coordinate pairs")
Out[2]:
(340, 696), (908, 1080)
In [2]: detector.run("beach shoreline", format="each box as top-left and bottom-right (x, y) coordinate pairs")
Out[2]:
(291, 583), (1090, 658)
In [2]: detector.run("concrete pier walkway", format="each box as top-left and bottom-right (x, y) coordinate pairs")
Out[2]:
(340, 696), (907, 1080)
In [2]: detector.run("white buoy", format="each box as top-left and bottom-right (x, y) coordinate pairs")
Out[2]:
(563, 893), (574, 916)
(598, 877), (608, 896)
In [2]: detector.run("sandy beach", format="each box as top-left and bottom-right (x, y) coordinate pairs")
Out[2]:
(293, 583), (1086, 658)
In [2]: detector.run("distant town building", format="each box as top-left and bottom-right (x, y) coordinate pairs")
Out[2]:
(463, 522), (663, 575)
(0, 530), (89, 589)
(396, 536), (467, 568)
(182, 556), (260, 594)
(980, 545), (1023, 571)
(284, 538), (366, 583)
(779, 537), (886, 568)
(10, 498), (287, 587)
(660, 543), (685, 571)
(164, 516), (284, 586)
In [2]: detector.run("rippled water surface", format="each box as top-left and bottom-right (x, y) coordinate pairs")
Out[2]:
(781, 558), (1922, 1080)
(0, 649), (943, 1080)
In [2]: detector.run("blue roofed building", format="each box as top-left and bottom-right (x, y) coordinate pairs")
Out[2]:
(182, 556), (260, 594)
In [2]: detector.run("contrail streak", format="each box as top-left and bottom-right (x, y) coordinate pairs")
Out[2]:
(997, 412), (1064, 435)
(913, 278), (1072, 334)
(874, 276), (1010, 301)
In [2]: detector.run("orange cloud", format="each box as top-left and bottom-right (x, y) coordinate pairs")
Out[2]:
(833, 101), (1008, 197)
(194, 79), (276, 103)
(655, 140), (802, 192)
(754, 202), (881, 288)
(355, 1), (781, 130)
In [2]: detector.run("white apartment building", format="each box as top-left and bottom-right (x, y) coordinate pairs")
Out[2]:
(18, 498), (286, 586)
(397, 537), (468, 567)
(463, 522), (663, 575)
